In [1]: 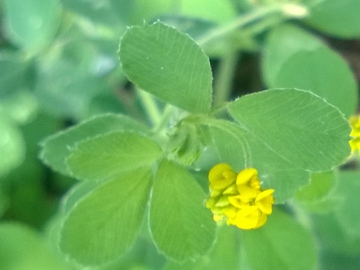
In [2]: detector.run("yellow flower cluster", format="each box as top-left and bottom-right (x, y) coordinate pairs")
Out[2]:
(205, 163), (275, 230)
(350, 115), (360, 154)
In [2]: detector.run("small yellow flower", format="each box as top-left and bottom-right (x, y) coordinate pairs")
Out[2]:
(205, 163), (275, 230)
(208, 163), (236, 190)
(349, 115), (360, 154)
(350, 115), (360, 136)
(256, 189), (275, 214)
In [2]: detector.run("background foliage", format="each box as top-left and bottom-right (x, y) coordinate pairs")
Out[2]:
(0, 0), (359, 269)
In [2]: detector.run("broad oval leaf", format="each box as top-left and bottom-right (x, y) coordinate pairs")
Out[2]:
(242, 209), (317, 270)
(228, 89), (351, 172)
(335, 171), (360, 237)
(150, 160), (216, 261)
(66, 131), (162, 181)
(295, 171), (338, 213)
(262, 24), (322, 87)
(0, 53), (31, 97)
(305, 0), (360, 38)
(0, 223), (67, 270)
(207, 125), (246, 172)
(40, 113), (149, 175)
(60, 168), (152, 266)
(164, 226), (239, 270)
(262, 24), (358, 117)
(3, 0), (60, 52)
(119, 22), (213, 114)
(313, 211), (360, 256)
(296, 171), (336, 204)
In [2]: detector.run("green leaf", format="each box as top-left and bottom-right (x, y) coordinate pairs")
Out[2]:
(313, 211), (360, 256)
(242, 209), (317, 270)
(40, 113), (149, 175)
(295, 171), (339, 213)
(262, 24), (358, 117)
(296, 171), (336, 203)
(3, 0), (60, 52)
(164, 226), (239, 270)
(207, 125), (246, 172)
(150, 160), (216, 261)
(0, 120), (25, 178)
(60, 168), (152, 266)
(119, 22), (213, 114)
(335, 171), (360, 237)
(228, 89), (351, 172)
(0, 52), (31, 97)
(60, 0), (134, 28)
(34, 58), (107, 119)
(61, 181), (100, 214)
(262, 24), (322, 87)
(273, 49), (358, 118)
(66, 131), (162, 181)
(178, 0), (236, 23)
(199, 226), (239, 270)
(0, 90), (39, 124)
(0, 223), (67, 270)
(204, 119), (309, 203)
(305, 0), (360, 38)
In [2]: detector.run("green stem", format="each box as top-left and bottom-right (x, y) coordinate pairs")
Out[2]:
(196, 4), (308, 47)
(213, 48), (239, 107)
(196, 6), (281, 46)
(242, 10), (284, 37)
(153, 104), (177, 133)
(137, 89), (162, 127)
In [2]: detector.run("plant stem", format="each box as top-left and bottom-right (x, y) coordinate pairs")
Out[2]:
(137, 89), (162, 127)
(196, 6), (282, 47)
(213, 48), (239, 107)
(153, 104), (177, 134)
(196, 4), (308, 47)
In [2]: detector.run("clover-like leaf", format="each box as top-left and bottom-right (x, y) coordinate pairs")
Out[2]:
(150, 160), (216, 261)
(66, 131), (162, 181)
(119, 22), (213, 113)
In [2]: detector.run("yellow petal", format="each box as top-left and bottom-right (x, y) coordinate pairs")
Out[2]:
(228, 195), (250, 208)
(209, 163), (236, 190)
(236, 168), (258, 185)
(255, 189), (275, 214)
(237, 185), (260, 200)
(350, 137), (360, 153)
(233, 206), (260, 230)
(223, 184), (238, 195)
(249, 177), (261, 189)
(256, 189), (275, 200)
(350, 115), (360, 137)
(210, 189), (222, 198)
(254, 211), (268, 229)
(222, 205), (238, 219)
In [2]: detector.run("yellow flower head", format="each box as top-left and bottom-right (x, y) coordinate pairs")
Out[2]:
(350, 115), (360, 154)
(205, 163), (275, 230)
(208, 163), (236, 190)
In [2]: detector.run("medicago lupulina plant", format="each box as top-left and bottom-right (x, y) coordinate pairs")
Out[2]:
(38, 17), (359, 270)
